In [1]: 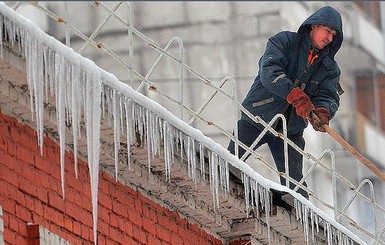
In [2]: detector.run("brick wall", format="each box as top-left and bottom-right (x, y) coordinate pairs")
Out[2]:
(0, 108), (224, 245)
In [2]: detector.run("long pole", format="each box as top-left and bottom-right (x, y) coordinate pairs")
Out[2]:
(310, 111), (385, 182)
(322, 124), (385, 182)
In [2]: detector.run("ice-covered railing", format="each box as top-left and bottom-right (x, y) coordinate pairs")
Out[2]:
(3, 2), (381, 245)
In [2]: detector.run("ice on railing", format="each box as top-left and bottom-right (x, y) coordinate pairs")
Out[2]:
(0, 3), (365, 245)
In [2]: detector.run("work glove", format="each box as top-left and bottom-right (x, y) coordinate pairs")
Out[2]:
(309, 107), (330, 132)
(287, 87), (315, 119)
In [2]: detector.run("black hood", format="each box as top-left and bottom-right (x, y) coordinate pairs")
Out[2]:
(298, 6), (343, 57)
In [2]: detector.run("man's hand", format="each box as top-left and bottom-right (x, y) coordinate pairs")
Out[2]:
(309, 107), (330, 132)
(287, 87), (315, 119)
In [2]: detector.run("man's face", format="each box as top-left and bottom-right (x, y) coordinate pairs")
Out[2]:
(309, 25), (337, 49)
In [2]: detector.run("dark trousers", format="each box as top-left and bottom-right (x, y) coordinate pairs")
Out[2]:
(227, 119), (308, 197)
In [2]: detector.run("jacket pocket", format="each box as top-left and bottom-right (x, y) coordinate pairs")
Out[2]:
(305, 80), (319, 95)
(252, 97), (274, 107)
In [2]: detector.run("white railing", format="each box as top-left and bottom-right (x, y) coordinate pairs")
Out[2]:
(11, 1), (385, 244)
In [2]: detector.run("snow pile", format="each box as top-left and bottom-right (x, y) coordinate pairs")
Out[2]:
(0, 3), (366, 245)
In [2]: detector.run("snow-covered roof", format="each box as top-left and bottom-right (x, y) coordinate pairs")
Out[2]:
(0, 2), (366, 245)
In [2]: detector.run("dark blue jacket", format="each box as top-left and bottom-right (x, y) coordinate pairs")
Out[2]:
(241, 6), (344, 135)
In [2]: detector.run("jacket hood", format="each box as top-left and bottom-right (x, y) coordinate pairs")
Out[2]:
(298, 6), (343, 57)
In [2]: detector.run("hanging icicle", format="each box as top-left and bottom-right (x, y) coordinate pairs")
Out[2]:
(55, 54), (67, 199)
(84, 72), (102, 245)
(112, 89), (120, 180)
(70, 64), (82, 179)
(124, 97), (132, 170)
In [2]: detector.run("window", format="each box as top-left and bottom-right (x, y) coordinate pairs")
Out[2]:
(356, 74), (385, 131)
(27, 223), (71, 245)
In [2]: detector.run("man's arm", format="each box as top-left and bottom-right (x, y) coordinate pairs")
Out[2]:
(258, 32), (296, 99)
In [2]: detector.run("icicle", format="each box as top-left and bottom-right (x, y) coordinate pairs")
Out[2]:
(187, 136), (193, 179)
(36, 42), (45, 157)
(256, 185), (264, 219)
(303, 204), (310, 243)
(25, 34), (45, 155)
(169, 125), (175, 178)
(218, 158), (228, 196)
(208, 151), (216, 208)
(264, 188), (272, 245)
(145, 110), (151, 172)
(156, 116), (162, 156)
(119, 96), (124, 138)
(134, 103), (145, 150)
(243, 175), (250, 215)
(327, 222), (332, 244)
(56, 55), (67, 199)
(155, 116), (161, 157)
(168, 123), (174, 180)
(113, 90), (120, 180)
(191, 139), (196, 184)
(124, 98), (132, 169)
(85, 73), (102, 245)
(213, 152), (220, 207)
(163, 121), (173, 181)
(163, 122), (168, 168)
(71, 65), (81, 179)
(179, 131), (184, 162)
(199, 144), (205, 179)
(163, 121), (170, 181)
(151, 114), (156, 158)
(310, 209), (315, 243)
(246, 177), (252, 217)
(151, 114), (158, 158)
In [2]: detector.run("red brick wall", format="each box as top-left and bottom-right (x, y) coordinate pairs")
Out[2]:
(0, 108), (223, 245)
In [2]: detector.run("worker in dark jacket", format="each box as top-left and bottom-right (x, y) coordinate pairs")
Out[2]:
(228, 6), (344, 198)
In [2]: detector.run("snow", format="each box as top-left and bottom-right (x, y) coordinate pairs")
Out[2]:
(0, 2), (367, 245)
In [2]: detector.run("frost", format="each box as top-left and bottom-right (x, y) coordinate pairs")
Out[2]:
(0, 3), (366, 245)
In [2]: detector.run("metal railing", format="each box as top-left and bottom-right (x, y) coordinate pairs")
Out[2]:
(11, 1), (385, 244)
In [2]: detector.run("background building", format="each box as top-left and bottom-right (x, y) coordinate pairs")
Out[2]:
(1, 1), (385, 244)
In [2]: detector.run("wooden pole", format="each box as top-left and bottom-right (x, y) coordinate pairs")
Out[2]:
(322, 124), (385, 182)
(309, 111), (385, 182)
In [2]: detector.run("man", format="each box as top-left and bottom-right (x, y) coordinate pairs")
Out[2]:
(227, 6), (344, 198)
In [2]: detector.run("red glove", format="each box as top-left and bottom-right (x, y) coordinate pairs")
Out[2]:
(309, 107), (330, 132)
(287, 87), (315, 119)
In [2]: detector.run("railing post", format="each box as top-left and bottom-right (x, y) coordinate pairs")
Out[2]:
(126, 2), (134, 87)
(64, 2), (70, 47)
(232, 77), (239, 159)
(137, 37), (184, 119)
(11, 1), (22, 10)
